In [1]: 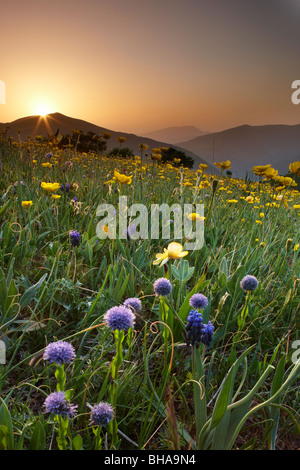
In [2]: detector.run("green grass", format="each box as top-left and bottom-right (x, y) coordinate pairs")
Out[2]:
(0, 132), (299, 450)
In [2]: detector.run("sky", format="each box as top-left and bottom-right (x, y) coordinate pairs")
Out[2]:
(1, 0), (300, 135)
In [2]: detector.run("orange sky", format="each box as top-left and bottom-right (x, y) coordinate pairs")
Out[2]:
(1, 0), (300, 135)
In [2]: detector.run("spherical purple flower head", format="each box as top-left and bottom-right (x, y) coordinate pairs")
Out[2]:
(43, 340), (76, 365)
(104, 306), (135, 331)
(186, 310), (204, 348)
(90, 402), (114, 427)
(65, 183), (71, 192)
(240, 275), (258, 292)
(189, 293), (208, 310)
(44, 391), (77, 418)
(124, 297), (142, 313)
(201, 321), (214, 347)
(69, 230), (80, 247)
(46, 152), (53, 160)
(153, 278), (172, 296)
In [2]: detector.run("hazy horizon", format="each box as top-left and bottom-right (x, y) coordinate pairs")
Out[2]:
(1, 0), (300, 135)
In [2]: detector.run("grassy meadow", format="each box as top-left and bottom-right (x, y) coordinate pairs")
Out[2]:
(0, 129), (299, 451)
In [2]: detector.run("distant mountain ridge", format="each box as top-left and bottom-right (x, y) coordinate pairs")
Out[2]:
(0, 112), (216, 172)
(143, 126), (207, 144)
(177, 124), (300, 178)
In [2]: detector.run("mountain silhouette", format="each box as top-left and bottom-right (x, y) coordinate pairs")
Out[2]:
(177, 124), (300, 178)
(0, 112), (216, 172)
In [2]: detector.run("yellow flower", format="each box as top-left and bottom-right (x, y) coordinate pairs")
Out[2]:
(289, 161), (300, 177)
(42, 162), (52, 168)
(41, 182), (60, 193)
(153, 242), (188, 267)
(214, 160), (231, 170)
(22, 200), (33, 209)
(187, 213), (206, 221)
(114, 170), (132, 185)
(32, 159), (37, 164)
(293, 205), (300, 210)
(227, 199), (238, 203)
(251, 165), (272, 176)
(294, 244), (299, 252)
(52, 194), (61, 200)
(199, 163), (208, 171)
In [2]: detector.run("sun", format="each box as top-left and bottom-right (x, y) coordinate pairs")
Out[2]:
(32, 99), (55, 117)
(35, 104), (51, 117)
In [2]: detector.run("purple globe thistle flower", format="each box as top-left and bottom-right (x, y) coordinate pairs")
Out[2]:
(185, 310), (204, 348)
(153, 278), (172, 296)
(65, 183), (70, 192)
(60, 184), (65, 191)
(104, 306), (135, 331)
(90, 402), (114, 427)
(72, 196), (78, 202)
(44, 391), (77, 417)
(43, 340), (76, 365)
(240, 275), (258, 292)
(201, 321), (215, 347)
(189, 293), (208, 310)
(69, 230), (80, 247)
(45, 152), (53, 160)
(124, 297), (142, 313)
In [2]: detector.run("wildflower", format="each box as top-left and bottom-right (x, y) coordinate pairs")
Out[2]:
(187, 213), (205, 221)
(294, 244), (299, 252)
(41, 182), (60, 193)
(124, 297), (142, 313)
(153, 278), (172, 296)
(240, 275), (258, 292)
(185, 310), (204, 348)
(69, 230), (80, 247)
(201, 321), (215, 347)
(104, 306), (135, 331)
(199, 163), (208, 171)
(43, 340), (76, 365)
(114, 170), (132, 185)
(289, 161), (300, 177)
(42, 162), (52, 168)
(214, 160), (231, 170)
(189, 293), (208, 310)
(52, 194), (61, 200)
(153, 242), (188, 267)
(44, 391), (77, 417)
(21, 200), (33, 209)
(90, 402), (114, 427)
(227, 199), (238, 204)
(251, 165), (272, 176)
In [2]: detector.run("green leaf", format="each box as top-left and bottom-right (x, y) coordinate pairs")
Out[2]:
(29, 421), (46, 450)
(20, 274), (48, 310)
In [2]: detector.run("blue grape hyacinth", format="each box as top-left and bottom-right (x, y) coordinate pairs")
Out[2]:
(185, 310), (204, 348)
(186, 310), (214, 348)
(201, 321), (215, 347)
(69, 230), (81, 247)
